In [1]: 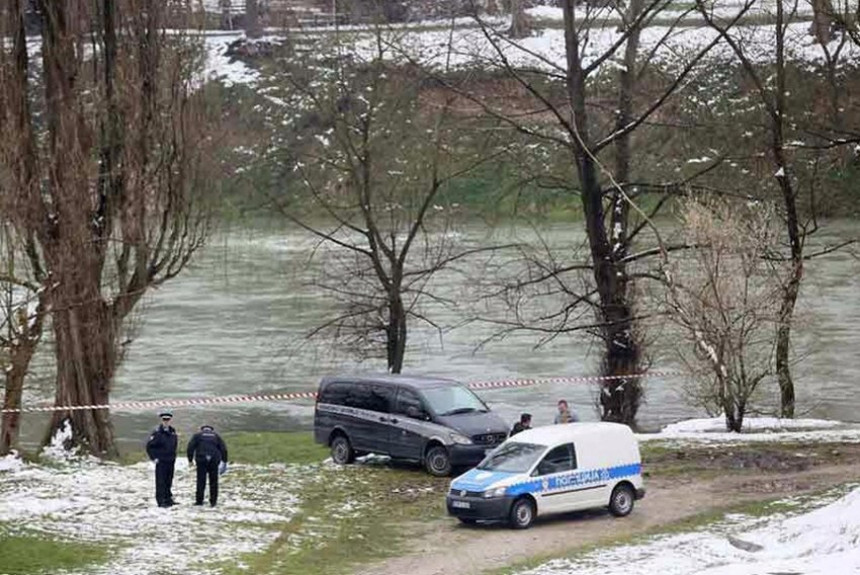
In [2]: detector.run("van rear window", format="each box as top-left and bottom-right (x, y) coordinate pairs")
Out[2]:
(477, 442), (544, 473)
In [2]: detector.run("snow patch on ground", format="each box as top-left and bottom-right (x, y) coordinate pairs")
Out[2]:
(0, 456), (312, 575)
(516, 485), (860, 575)
(202, 33), (261, 87)
(0, 452), (24, 473)
(663, 417), (844, 434)
(638, 417), (860, 444)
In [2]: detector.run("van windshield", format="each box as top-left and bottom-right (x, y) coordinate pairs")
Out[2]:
(476, 442), (545, 473)
(421, 385), (488, 416)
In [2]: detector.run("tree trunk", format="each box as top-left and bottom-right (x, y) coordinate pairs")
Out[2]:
(773, 0), (803, 419)
(387, 295), (407, 374)
(810, 0), (834, 44)
(46, 282), (119, 456)
(563, 0), (642, 425)
(246, 0), (261, 38)
(0, 300), (45, 455)
(599, 0), (645, 425)
(1, 358), (28, 455)
(776, 263), (801, 418)
(508, 0), (530, 38)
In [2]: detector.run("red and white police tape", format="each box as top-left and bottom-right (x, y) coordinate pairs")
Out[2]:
(0, 371), (683, 414)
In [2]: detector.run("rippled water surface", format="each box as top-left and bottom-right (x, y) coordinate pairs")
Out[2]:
(18, 220), (860, 449)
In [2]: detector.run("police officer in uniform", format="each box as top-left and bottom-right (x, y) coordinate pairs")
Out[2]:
(186, 424), (229, 507)
(146, 410), (179, 508)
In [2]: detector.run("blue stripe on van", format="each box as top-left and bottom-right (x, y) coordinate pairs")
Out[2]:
(506, 462), (641, 497)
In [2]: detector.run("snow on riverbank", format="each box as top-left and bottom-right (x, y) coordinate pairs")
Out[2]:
(343, 19), (859, 72)
(638, 417), (860, 444)
(0, 454), (310, 575)
(517, 484), (860, 575)
(202, 3), (860, 91)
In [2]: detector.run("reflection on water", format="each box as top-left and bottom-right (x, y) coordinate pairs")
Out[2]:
(16, 220), (860, 450)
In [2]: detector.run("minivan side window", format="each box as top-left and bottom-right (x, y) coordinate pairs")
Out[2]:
(367, 385), (393, 413)
(394, 388), (427, 419)
(342, 383), (391, 413)
(320, 382), (349, 405)
(535, 443), (577, 476)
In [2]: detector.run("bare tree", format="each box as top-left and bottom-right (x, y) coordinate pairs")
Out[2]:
(263, 33), (510, 373)
(0, 227), (47, 455)
(0, 0), (211, 456)
(246, 0), (262, 38)
(664, 198), (784, 432)
(416, 0), (752, 424)
(505, 0), (532, 38)
(697, 0), (858, 418)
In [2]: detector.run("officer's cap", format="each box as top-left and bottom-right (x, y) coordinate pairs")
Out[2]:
(200, 424), (214, 431)
(158, 410), (173, 419)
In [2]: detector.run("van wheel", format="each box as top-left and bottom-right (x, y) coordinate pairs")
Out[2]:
(331, 434), (355, 465)
(424, 445), (452, 476)
(609, 484), (635, 517)
(509, 497), (535, 529)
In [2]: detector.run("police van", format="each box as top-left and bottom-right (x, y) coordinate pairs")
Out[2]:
(314, 374), (509, 476)
(446, 422), (645, 528)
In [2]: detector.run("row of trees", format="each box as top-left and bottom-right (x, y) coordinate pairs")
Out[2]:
(1, 0), (858, 456)
(256, 0), (858, 432)
(0, 0), (214, 455)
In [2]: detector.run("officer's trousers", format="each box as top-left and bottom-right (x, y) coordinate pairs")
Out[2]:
(155, 459), (175, 506)
(195, 456), (220, 506)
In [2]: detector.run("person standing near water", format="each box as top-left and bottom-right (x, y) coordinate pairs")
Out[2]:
(146, 410), (179, 508)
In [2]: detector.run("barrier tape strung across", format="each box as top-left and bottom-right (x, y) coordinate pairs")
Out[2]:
(0, 371), (683, 414)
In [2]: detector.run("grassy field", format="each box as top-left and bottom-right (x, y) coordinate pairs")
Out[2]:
(3, 433), (859, 575)
(0, 531), (112, 575)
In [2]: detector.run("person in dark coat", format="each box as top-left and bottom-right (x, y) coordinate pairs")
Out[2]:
(146, 410), (179, 508)
(510, 413), (532, 436)
(186, 424), (229, 507)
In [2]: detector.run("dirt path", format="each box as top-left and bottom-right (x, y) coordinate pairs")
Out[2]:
(356, 461), (860, 575)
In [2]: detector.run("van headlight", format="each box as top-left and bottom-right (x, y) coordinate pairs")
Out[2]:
(483, 486), (506, 499)
(449, 432), (473, 445)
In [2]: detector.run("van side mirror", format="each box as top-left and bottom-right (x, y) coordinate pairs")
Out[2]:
(406, 406), (426, 420)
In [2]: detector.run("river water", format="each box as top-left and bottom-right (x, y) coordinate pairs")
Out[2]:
(16, 220), (860, 451)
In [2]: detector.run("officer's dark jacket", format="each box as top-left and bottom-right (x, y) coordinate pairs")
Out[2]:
(510, 422), (529, 436)
(186, 429), (228, 463)
(146, 425), (178, 462)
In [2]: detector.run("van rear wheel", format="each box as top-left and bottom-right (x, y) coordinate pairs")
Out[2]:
(609, 484), (635, 517)
(424, 445), (452, 476)
(331, 434), (355, 465)
(509, 497), (535, 529)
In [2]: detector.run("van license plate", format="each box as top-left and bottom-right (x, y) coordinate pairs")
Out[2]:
(452, 501), (470, 509)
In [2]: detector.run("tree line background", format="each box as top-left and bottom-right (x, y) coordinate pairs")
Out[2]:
(1, 0), (858, 456)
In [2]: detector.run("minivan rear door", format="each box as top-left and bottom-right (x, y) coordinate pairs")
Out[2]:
(388, 387), (429, 460)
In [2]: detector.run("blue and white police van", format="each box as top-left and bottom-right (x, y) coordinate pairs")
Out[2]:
(446, 422), (645, 528)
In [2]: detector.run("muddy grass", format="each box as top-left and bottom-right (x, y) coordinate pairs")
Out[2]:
(349, 441), (860, 575)
(4, 436), (860, 575)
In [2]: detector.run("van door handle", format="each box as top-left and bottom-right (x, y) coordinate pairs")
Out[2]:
(379, 416), (388, 422)
(390, 418), (399, 424)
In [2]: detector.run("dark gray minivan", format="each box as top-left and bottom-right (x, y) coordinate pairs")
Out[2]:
(314, 374), (509, 476)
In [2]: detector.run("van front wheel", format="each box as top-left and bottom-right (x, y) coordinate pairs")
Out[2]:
(509, 498), (535, 529)
(425, 445), (452, 476)
(331, 434), (355, 465)
(609, 484), (635, 517)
